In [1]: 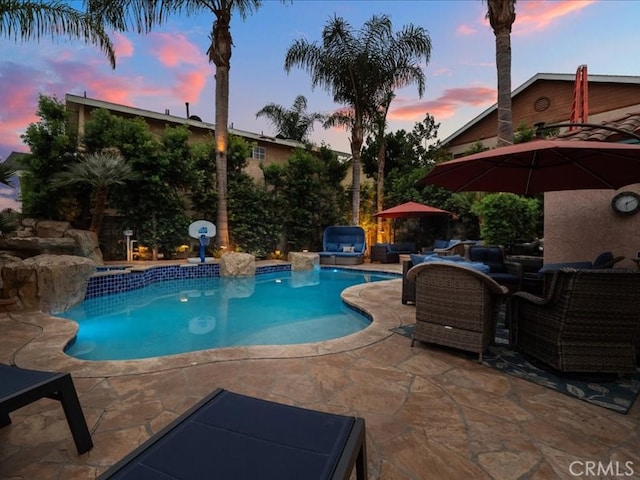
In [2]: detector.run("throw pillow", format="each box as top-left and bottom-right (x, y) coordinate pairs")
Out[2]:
(342, 245), (355, 253)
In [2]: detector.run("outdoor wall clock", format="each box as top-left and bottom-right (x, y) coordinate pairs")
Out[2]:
(611, 191), (640, 215)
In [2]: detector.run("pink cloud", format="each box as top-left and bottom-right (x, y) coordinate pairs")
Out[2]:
(148, 33), (205, 67)
(0, 46), (204, 159)
(390, 86), (496, 120)
(173, 68), (210, 103)
(431, 67), (452, 77)
(114, 32), (134, 58)
(514, 0), (597, 33)
(457, 24), (476, 35)
(0, 63), (46, 155)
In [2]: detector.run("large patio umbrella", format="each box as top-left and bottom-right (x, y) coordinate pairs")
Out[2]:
(420, 139), (640, 194)
(374, 201), (451, 218)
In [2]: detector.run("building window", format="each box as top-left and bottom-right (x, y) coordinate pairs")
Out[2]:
(251, 145), (266, 161)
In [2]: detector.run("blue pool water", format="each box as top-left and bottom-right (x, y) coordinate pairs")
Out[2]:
(59, 268), (397, 361)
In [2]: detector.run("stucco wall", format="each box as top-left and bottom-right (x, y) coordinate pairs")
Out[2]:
(544, 184), (640, 269)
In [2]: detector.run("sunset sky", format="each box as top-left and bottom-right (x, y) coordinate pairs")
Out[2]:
(1, 0), (639, 210)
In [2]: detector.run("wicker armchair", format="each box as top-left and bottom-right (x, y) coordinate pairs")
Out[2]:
(407, 262), (508, 362)
(402, 259), (417, 304)
(509, 268), (640, 374)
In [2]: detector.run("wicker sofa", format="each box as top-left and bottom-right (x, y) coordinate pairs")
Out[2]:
(509, 268), (640, 374)
(370, 241), (416, 264)
(407, 262), (509, 362)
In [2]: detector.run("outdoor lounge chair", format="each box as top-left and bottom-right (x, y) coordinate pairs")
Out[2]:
(99, 388), (367, 480)
(509, 268), (640, 374)
(0, 363), (93, 454)
(318, 226), (366, 265)
(407, 262), (508, 362)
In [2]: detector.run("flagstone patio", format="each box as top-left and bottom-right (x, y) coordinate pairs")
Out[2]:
(1, 261), (638, 479)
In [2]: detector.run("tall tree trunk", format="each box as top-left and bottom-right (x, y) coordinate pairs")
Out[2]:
(488, 0), (516, 147)
(495, 27), (513, 147)
(215, 66), (230, 249)
(375, 99), (391, 243)
(211, 5), (232, 249)
(350, 113), (364, 226)
(90, 186), (107, 235)
(376, 138), (386, 243)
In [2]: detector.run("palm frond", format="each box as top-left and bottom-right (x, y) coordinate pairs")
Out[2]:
(2, 0), (116, 68)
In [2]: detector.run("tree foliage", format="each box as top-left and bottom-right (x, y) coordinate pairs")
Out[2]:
(20, 94), (79, 219)
(263, 146), (348, 251)
(82, 109), (195, 258)
(472, 193), (541, 246)
(51, 149), (137, 234)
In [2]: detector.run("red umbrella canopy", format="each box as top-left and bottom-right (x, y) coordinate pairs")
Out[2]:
(420, 139), (640, 195)
(375, 201), (451, 218)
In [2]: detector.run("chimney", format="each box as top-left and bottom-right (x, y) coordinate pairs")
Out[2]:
(185, 102), (190, 118)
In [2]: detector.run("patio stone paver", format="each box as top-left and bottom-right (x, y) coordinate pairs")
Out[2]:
(0, 260), (639, 479)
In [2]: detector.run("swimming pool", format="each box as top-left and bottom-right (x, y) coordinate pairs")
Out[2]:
(59, 268), (398, 361)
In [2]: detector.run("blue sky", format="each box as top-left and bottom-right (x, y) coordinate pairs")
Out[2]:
(1, 0), (639, 210)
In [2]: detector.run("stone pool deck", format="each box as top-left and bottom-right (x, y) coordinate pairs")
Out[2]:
(1, 260), (639, 479)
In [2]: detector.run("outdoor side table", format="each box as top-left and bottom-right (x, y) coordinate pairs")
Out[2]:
(99, 388), (367, 480)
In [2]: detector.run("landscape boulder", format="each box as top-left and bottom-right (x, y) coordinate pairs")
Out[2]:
(1, 254), (96, 313)
(219, 252), (255, 277)
(0, 218), (103, 264)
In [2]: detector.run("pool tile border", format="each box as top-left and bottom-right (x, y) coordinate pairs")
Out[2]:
(85, 263), (292, 299)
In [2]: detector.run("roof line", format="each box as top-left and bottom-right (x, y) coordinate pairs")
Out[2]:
(64, 94), (351, 157)
(440, 72), (640, 146)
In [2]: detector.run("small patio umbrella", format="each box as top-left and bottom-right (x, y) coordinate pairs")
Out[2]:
(374, 201), (451, 218)
(375, 201), (451, 244)
(420, 139), (640, 194)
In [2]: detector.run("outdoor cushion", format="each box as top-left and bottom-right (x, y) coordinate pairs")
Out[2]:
(422, 255), (490, 274)
(325, 242), (339, 252)
(432, 239), (449, 249)
(339, 243), (354, 252)
(98, 389), (367, 480)
(410, 254), (424, 265)
(388, 242), (416, 254)
(468, 246), (507, 273)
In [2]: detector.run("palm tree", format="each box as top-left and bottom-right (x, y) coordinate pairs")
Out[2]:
(1, 0), (116, 68)
(487, 0), (516, 147)
(256, 95), (325, 142)
(51, 150), (136, 235)
(89, 0), (267, 250)
(365, 18), (431, 241)
(285, 15), (430, 226)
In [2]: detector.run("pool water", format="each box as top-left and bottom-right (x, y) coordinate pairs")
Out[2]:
(59, 268), (397, 361)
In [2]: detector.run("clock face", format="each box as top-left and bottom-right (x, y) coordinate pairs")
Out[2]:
(612, 192), (640, 215)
